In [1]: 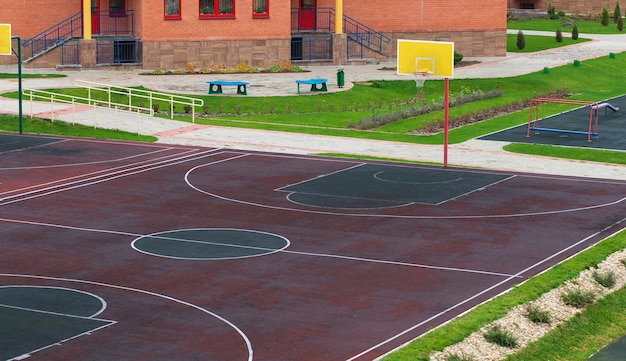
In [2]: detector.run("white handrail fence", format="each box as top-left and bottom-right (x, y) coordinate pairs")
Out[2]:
(73, 79), (204, 123)
(23, 88), (155, 134)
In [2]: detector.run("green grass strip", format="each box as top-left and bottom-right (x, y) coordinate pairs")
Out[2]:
(504, 144), (626, 165)
(0, 115), (156, 142)
(382, 229), (626, 361)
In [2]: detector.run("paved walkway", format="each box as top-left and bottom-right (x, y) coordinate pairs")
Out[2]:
(1, 31), (625, 180)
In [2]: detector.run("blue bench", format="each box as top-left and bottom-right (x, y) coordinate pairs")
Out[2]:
(207, 80), (249, 95)
(296, 78), (328, 94)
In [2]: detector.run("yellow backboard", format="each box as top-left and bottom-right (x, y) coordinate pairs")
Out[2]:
(0, 24), (11, 56)
(397, 39), (454, 77)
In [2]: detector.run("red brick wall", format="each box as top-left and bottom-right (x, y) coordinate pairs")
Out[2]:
(0, 0), (81, 39)
(318, 0), (506, 32)
(137, 0), (291, 41)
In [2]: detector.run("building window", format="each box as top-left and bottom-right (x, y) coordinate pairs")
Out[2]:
(110, 0), (125, 12)
(253, 0), (268, 17)
(165, 0), (181, 19)
(200, 0), (234, 17)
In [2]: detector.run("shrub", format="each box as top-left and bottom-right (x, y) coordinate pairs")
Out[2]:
(454, 51), (463, 64)
(235, 60), (250, 73)
(562, 289), (595, 308)
(517, 30), (526, 50)
(618, 15), (624, 31)
(602, 7), (610, 26)
(183, 105), (192, 114)
(483, 325), (518, 348)
(185, 62), (196, 74)
(615, 1), (622, 23)
(556, 28), (563, 42)
(547, 3), (556, 19)
(572, 24), (579, 40)
(152, 103), (160, 113)
(151, 68), (164, 75)
(526, 305), (552, 324)
(593, 270), (616, 288)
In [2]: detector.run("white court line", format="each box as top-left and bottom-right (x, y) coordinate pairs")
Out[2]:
(185, 159), (626, 219)
(347, 216), (626, 361)
(0, 273), (253, 361)
(0, 147), (196, 198)
(0, 215), (519, 279)
(0, 149), (229, 206)
(0, 145), (175, 170)
(0, 285), (109, 318)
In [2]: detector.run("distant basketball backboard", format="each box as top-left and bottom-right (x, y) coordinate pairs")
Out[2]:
(0, 24), (11, 56)
(397, 39), (454, 77)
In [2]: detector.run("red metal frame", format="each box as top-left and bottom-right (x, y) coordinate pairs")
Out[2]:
(527, 98), (599, 142)
(164, 0), (182, 19)
(199, 0), (236, 18)
(253, 0), (269, 18)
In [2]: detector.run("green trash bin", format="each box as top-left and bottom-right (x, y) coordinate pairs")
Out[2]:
(336, 68), (345, 88)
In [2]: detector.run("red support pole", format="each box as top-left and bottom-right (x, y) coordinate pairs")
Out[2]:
(443, 77), (449, 168)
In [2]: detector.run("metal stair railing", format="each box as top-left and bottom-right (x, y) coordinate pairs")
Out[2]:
(22, 11), (83, 61)
(342, 14), (390, 57)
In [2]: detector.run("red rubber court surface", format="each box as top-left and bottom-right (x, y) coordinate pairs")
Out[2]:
(1, 134), (625, 361)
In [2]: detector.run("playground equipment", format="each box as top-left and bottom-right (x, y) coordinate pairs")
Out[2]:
(527, 98), (602, 142)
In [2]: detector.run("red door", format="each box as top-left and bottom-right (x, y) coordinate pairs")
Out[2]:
(298, 0), (316, 31)
(91, 0), (100, 35)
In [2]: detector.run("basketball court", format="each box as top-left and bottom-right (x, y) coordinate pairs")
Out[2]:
(1, 133), (625, 360)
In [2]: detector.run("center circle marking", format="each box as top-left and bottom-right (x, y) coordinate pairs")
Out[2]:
(132, 228), (290, 260)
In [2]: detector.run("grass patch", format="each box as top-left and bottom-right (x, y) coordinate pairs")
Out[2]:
(0, 115), (156, 142)
(562, 289), (596, 308)
(381, 230), (626, 360)
(502, 144), (626, 165)
(508, 19), (626, 34)
(526, 305), (552, 324)
(506, 285), (626, 360)
(593, 271), (617, 288)
(0, 72), (66, 79)
(507, 33), (590, 52)
(483, 325), (519, 348)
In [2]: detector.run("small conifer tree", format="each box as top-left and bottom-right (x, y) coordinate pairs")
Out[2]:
(517, 30), (526, 50)
(556, 28), (563, 42)
(614, 2), (622, 23)
(619, 15), (624, 31)
(602, 7), (610, 26)
(572, 24), (579, 39)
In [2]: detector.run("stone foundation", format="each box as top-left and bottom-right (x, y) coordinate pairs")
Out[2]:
(141, 39), (292, 71)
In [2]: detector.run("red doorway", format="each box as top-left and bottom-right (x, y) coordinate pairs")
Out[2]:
(91, 0), (100, 34)
(298, 0), (316, 31)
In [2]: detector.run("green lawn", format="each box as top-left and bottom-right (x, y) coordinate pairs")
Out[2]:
(508, 18), (626, 34)
(507, 33), (591, 52)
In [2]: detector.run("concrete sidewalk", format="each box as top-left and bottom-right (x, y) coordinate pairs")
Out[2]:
(0, 32), (625, 180)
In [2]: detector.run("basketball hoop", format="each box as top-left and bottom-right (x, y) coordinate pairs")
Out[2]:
(413, 71), (428, 88)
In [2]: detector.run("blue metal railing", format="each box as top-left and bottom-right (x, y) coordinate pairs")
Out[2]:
(291, 35), (332, 61)
(343, 14), (390, 56)
(22, 11), (83, 60)
(291, 7), (333, 32)
(93, 10), (135, 36)
(96, 38), (142, 65)
(61, 40), (80, 66)
(290, 8), (390, 57)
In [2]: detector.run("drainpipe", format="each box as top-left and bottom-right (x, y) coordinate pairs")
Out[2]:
(335, 0), (343, 34)
(83, 0), (92, 40)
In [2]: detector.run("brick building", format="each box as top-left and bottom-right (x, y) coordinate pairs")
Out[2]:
(1, 0), (506, 69)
